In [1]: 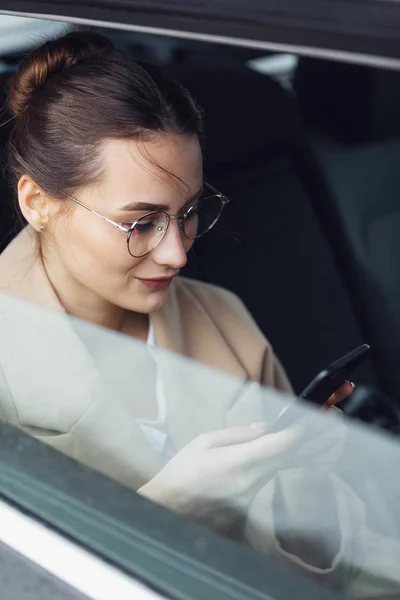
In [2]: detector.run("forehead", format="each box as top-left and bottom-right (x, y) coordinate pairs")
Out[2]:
(97, 135), (203, 208)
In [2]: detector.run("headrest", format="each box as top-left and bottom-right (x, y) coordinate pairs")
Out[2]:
(176, 61), (303, 172)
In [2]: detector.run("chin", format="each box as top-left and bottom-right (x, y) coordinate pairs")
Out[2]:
(133, 288), (170, 314)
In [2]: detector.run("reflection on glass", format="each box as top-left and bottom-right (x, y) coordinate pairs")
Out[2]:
(0, 292), (400, 598)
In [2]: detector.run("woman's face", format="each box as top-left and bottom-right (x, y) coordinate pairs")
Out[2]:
(41, 134), (203, 314)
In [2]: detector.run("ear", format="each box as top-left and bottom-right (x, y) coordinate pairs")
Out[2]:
(18, 176), (52, 232)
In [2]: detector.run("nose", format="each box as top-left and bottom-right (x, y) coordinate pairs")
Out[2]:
(151, 218), (189, 270)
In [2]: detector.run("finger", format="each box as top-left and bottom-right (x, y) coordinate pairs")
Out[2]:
(198, 425), (268, 449)
(324, 381), (355, 407)
(231, 425), (341, 488)
(238, 406), (345, 466)
(239, 416), (314, 461)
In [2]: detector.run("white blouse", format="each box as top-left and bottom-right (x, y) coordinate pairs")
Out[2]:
(136, 320), (175, 464)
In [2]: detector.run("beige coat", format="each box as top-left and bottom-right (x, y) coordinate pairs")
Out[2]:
(0, 227), (399, 597)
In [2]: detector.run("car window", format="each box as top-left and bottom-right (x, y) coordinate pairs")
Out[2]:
(1, 11), (400, 600)
(1, 291), (400, 600)
(1, 295), (400, 597)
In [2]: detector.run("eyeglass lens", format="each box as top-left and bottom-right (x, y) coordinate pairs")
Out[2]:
(128, 192), (225, 258)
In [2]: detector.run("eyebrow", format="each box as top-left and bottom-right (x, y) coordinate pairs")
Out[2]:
(118, 186), (204, 213)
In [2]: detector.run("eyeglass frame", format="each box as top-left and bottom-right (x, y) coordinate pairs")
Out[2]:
(61, 182), (229, 258)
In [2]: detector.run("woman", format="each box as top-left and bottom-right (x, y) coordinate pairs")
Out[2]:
(0, 31), (397, 596)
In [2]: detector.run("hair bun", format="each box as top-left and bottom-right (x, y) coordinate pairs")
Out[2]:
(8, 31), (113, 117)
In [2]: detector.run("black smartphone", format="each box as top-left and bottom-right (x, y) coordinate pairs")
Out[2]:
(269, 344), (371, 432)
(300, 343), (371, 405)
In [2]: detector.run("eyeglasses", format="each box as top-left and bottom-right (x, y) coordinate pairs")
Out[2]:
(63, 183), (229, 258)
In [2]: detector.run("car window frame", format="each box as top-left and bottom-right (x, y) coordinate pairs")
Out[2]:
(0, 1), (400, 70)
(0, 420), (341, 600)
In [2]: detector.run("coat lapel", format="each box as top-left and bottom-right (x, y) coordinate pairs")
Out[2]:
(0, 289), (165, 488)
(0, 230), (164, 488)
(151, 281), (249, 451)
(0, 227), (250, 487)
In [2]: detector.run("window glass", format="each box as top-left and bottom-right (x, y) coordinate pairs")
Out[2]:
(1, 292), (400, 598)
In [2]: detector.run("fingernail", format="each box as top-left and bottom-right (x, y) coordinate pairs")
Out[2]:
(350, 381), (356, 389)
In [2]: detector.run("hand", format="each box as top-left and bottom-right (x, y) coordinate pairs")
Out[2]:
(324, 380), (355, 408)
(138, 408), (345, 532)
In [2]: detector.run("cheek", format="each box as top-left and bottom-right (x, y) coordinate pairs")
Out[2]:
(55, 217), (137, 274)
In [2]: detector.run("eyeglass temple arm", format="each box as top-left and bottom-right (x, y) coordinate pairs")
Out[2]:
(65, 193), (132, 233)
(64, 184), (227, 230)
(204, 182), (229, 203)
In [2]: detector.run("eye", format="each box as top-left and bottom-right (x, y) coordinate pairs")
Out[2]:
(135, 221), (155, 233)
(133, 213), (168, 237)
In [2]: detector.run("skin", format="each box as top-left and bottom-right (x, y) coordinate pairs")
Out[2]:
(18, 132), (353, 404)
(18, 134), (203, 338)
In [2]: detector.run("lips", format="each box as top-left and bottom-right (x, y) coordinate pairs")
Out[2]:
(136, 276), (176, 290)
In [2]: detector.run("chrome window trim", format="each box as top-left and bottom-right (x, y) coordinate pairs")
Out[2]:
(1, 9), (400, 71)
(0, 499), (165, 600)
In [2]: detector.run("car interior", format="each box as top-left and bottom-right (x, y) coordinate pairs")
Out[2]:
(2, 15), (400, 599)
(1, 24), (400, 433)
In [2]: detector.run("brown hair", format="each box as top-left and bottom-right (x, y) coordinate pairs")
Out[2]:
(7, 31), (203, 198)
